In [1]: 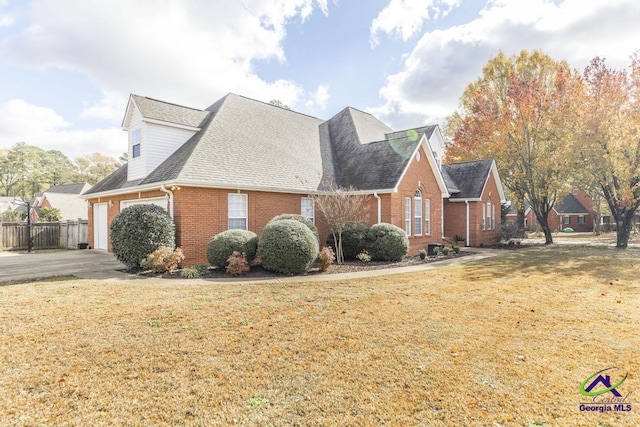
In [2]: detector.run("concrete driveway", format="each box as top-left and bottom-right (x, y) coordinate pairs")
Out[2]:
(0, 250), (131, 283)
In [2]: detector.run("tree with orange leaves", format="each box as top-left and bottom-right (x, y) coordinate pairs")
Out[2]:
(446, 50), (580, 244)
(573, 54), (640, 248)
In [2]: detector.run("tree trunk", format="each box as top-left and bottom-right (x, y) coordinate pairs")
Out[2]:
(534, 212), (554, 244)
(614, 210), (635, 249)
(516, 208), (526, 237)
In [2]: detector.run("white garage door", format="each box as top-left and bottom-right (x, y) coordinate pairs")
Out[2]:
(93, 202), (108, 250)
(120, 197), (168, 212)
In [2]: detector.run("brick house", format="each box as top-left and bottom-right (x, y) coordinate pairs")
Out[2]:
(509, 190), (596, 233)
(83, 93), (505, 265)
(442, 160), (506, 246)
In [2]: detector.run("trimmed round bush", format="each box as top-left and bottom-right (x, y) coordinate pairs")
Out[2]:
(366, 223), (409, 262)
(110, 204), (175, 269)
(326, 221), (369, 260)
(258, 219), (319, 274)
(268, 214), (320, 243)
(206, 229), (258, 267)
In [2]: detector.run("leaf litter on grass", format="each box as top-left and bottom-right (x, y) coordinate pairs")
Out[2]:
(0, 245), (638, 426)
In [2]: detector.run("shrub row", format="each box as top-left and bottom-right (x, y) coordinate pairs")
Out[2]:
(327, 221), (408, 262)
(110, 205), (408, 276)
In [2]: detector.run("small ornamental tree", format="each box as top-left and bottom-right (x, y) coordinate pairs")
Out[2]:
(326, 221), (368, 260)
(258, 219), (319, 274)
(110, 204), (175, 269)
(312, 183), (370, 264)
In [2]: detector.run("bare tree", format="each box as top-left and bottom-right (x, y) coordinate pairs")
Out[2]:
(312, 183), (370, 264)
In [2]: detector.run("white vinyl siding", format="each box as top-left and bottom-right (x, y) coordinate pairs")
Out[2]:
(425, 198), (431, 235)
(301, 197), (314, 224)
(414, 190), (422, 235)
(404, 197), (411, 236)
(228, 194), (248, 230)
(127, 106), (198, 181)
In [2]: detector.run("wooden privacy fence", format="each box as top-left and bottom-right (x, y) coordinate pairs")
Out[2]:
(0, 220), (89, 251)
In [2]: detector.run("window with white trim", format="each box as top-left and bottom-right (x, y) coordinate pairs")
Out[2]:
(404, 197), (411, 236)
(563, 216), (570, 225)
(425, 198), (431, 235)
(301, 197), (314, 224)
(485, 198), (493, 231)
(131, 129), (141, 158)
(492, 202), (496, 230)
(414, 190), (422, 235)
(228, 193), (247, 230)
(578, 215), (585, 224)
(482, 203), (486, 230)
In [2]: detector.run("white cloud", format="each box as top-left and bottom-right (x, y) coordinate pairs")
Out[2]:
(79, 91), (127, 123)
(370, 0), (461, 47)
(0, 0), (331, 159)
(0, 0), (12, 27)
(370, 0), (640, 130)
(0, 99), (125, 159)
(305, 84), (330, 111)
(0, 0), (330, 110)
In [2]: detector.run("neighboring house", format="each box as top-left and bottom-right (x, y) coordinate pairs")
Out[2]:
(442, 160), (506, 246)
(508, 190), (596, 233)
(549, 192), (593, 232)
(83, 93), (505, 265)
(33, 183), (92, 221)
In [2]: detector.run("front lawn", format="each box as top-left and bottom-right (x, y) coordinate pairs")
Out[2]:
(0, 245), (638, 426)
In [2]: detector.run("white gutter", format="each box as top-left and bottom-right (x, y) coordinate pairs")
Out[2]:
(374, 192), (381, 224)
(465, 200), (470, 247)
(441, 196), (445, 240)
(159, 184), (174, 219)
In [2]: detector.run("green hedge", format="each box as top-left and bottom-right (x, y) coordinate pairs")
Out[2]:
(268, 214), (320, 243)
(206, 229), (258, 268)
(326, 221), (369, 260)
(110, 204), (175, 269)
(366, 223), (409, 262)
(258, 219), (319, 274)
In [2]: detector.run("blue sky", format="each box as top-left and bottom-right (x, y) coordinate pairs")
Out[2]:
(0, 0), (639, 160)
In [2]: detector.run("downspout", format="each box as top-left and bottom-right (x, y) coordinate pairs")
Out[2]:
(465, 200), (470, 247)
(374, 192), (381, 224)
(160, 184), (174, 220)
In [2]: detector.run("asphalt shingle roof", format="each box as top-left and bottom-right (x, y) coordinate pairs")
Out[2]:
(43, 183), (89, 195)
(130, 95), (210, 128)
(442, 160), (493, 199)
(89, 93), (450, 195)
(555, 193), (589, 214)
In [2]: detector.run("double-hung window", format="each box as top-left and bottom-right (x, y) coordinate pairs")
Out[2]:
(404, 197), (411, 236)
(425, 198), (431, 235)
(131, 129), (141, 158)
(228, 193), (247, 230)
(301, 197), (314, 224)
(414, 190), (422, 235)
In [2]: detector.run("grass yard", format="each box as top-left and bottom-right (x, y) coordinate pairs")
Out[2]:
(0, 245), (638, 426)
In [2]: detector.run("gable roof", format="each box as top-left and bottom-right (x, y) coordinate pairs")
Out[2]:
(124, 95), (210, 129)
(442, 159), (506, 202)
(554, 193), (590, 214)
(43, 183), (90, 195)
(86, 93), (460, 197)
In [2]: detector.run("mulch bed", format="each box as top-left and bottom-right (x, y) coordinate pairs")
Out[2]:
(138, 250), (475, 280)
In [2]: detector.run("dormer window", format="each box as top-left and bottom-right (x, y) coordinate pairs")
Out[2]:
(131, 129), (141, 158)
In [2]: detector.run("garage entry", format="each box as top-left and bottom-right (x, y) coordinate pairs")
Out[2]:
(93, 202), (108, 250)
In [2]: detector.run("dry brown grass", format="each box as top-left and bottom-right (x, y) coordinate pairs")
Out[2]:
(1, 245), (638, 426)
